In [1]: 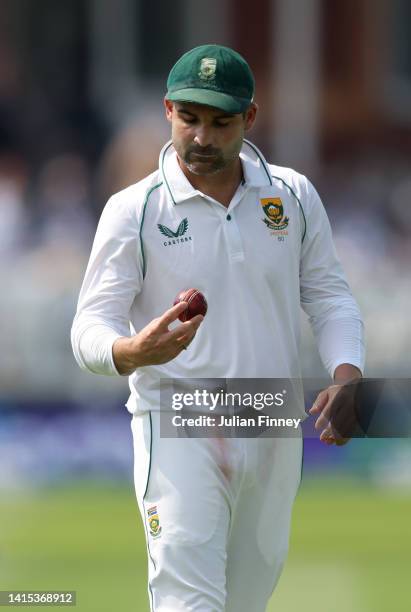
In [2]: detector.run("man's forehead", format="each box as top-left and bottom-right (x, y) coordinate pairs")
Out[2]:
(173, 101), (236, 118)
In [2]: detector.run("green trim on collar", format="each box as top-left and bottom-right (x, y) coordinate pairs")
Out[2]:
(244, 139), (273, 185)
(140, 182), (163, 278)
(161, 139), (273, 204)
(160, 142), (176, 205)
(271, 175), (307, 243)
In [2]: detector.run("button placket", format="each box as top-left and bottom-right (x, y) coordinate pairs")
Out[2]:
(223, 212), (244, 262)
(201, 187), (247, 262)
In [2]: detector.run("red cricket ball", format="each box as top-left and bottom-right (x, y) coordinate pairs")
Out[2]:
(173, 288), (208, 322)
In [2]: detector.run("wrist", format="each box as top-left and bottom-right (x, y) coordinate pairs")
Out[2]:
(333, 363), (362, 385)
(113, 336), (141, 375)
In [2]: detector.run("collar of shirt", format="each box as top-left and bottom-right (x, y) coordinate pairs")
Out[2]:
(159, 139), (273, 205)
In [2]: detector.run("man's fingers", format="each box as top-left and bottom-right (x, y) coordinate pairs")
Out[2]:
(150, 310), (204, 358)
(320, 426), (349, 446)
(320, 426), (336, 445)
(309, 390), (329, 415)
(157, 302), (188, 329)
(168, 315), (204, 343)
(179, 313), (204, 332)
(310, 384), (351, 445)
(310, 385), (342, 429)
(319, 422), (339, 444)
(313, 398), (334, 431)
(315, 412), (331, 431)
(187, 314), (204, 328)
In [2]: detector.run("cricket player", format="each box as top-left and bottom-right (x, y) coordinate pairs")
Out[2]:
(71, 45), (364, 611)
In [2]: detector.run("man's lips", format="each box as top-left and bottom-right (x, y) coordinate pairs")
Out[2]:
(190, 151), (218, 159)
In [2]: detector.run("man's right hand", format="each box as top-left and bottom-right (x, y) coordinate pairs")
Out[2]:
(112, 302), (204, 375)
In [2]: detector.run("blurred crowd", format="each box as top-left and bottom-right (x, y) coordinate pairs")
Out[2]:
(0, 41), (410, 403)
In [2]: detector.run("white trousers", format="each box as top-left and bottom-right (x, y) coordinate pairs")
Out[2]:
(131, 412), (303, 612)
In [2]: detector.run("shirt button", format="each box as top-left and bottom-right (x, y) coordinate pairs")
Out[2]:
(226, 214), (232, 221)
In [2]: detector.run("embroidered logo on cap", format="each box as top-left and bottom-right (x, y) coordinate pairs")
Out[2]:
(198, 58), (217, 81)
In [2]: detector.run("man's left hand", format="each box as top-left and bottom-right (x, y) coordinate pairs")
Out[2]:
(309, 364), (362, 446)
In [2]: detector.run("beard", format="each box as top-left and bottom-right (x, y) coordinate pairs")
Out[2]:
(175, 140), (243, 176)
(183, 146), (225, 175)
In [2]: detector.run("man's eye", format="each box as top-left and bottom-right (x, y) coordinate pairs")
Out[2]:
(215, 122), (230, 128)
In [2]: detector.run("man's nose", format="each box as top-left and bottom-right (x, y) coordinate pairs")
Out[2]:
(193, 126), (213, 148)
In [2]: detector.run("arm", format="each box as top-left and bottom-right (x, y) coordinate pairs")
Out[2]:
(299, 178), (365, 444)
(71, 194), (140, 376)
(299, 178), (365, 379)
(334, 363), (362, 384)
(71, 192), (203, 376)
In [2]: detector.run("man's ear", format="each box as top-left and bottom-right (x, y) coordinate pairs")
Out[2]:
(244, 102), (258, 131)
(164, 98), (174, 122)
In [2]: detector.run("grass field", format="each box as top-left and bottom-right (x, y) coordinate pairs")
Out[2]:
(0, 478), (410, 611)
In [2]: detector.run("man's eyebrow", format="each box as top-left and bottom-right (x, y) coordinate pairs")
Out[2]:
(214, 113), (235, 119)
(177, 108), (196, 116)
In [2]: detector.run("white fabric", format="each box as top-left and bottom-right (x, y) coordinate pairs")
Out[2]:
(131, 411), (303, 612)
(71, 139), (365, 414)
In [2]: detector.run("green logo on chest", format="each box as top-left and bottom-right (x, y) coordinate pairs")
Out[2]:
(157, 218), (188, 238)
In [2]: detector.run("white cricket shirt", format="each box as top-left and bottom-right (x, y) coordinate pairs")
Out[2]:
(71, 139), (365, 414)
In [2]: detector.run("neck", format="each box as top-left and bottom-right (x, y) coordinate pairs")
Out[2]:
(178, 157), (243, 208)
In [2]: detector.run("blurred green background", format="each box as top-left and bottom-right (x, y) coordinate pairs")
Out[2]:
(1, 477), (410, 612)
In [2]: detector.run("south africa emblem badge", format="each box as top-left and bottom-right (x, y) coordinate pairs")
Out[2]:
(198, 57), (217, 81)
(147, 506), (162, 538)
(260, 197), (289, 234)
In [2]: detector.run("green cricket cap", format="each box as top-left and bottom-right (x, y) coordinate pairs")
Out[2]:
(166, 44), (255, 114)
